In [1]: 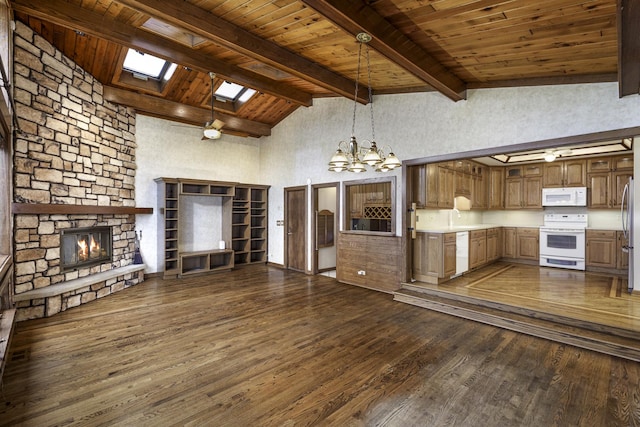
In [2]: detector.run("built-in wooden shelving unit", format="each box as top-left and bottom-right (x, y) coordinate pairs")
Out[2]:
(156, 178), (269, 279)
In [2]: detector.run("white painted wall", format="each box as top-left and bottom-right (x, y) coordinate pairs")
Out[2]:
(260, 83), (640, 266)
(135, 115), (262, 273)
(136, 82), (640, 274)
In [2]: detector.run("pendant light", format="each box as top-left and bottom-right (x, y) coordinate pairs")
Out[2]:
(328, 33), (400, 173)
(203, 72), (223, 139)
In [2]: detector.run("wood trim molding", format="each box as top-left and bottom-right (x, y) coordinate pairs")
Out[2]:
(12, 203), (153, 215)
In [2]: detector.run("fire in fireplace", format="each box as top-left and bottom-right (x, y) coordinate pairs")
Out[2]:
(60, 226), (113, 271)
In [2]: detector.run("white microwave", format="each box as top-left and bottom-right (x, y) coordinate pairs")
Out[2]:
(542, 187), (587, 207)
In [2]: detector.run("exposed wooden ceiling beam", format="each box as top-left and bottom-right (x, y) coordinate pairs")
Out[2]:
(11, 0), (312, 107)
(300, 0), (467, 102)
(114, 0), (370, 104)
(103, 86), (272, 137)
(618, 0), (640, 97)
(468, 74), (619, 89)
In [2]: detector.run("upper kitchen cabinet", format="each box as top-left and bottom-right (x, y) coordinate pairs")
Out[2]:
(410, 164), (439, 208)
(453, 160), (472, 198)
(504, 164), (543, 209)
(587, 154), (633, 209)
(471, 164), (488, 210)
(488, 167), (504, 209)
(542, 159), (586, 188)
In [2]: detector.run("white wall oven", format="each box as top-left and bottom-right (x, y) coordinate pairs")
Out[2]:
(539, 214), (587, 271)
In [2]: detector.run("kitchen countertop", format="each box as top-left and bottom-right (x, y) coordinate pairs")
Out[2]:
(416, 224), (506, 233)
(417, 224), (623, 233)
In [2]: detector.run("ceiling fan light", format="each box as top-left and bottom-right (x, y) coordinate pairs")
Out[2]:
(203, 127), (221, 139)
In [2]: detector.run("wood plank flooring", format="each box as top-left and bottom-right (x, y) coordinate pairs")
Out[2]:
(404, 262), (640, 334)
(1, 265), (640, 426)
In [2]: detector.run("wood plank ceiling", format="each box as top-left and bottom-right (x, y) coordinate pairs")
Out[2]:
(8, 0), (639, 138)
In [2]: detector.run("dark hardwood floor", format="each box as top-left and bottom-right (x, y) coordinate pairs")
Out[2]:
(1, 265), (639, 426)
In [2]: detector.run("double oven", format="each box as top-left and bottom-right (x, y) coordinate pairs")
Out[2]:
(539, 214), (588, 271)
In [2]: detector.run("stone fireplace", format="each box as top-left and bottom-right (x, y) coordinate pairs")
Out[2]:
(60, 226), (113, 272)
(11, 21), (147, 320)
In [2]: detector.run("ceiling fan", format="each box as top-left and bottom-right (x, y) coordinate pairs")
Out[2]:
(203, 71), (224, 140)
(543, 148), (572, 162)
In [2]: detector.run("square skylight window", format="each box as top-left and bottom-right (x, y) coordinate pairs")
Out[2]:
(123, 48), (175, 81)
(215, 81), (244, 100)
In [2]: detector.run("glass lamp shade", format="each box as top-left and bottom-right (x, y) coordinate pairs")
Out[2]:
(362, 146), (382, 166)
(382, 152), (401, 169)
(203, 127), (222, 139)
(375, 163), (389, 172)
(348, 161), (366, 173)
(328, 165), (347, 172)
(329, 149), (349, 167)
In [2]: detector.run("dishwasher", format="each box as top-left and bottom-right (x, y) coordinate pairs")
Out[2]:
(455, 231), (469, 276)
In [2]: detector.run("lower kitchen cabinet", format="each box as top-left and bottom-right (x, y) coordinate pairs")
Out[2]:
(469, 230), (487, 270)
(337, 232), (402, 293)
(516, 227), (539, 261)
(486, 227), (501, 262)
(413, 232), (456, 284)
(586, 229), (619, 270)
(503, 227), (517, 258)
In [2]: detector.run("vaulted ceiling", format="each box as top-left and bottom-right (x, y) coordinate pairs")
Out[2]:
(10, 0), (640, 138)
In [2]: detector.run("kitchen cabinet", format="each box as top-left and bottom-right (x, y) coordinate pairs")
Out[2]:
(486, 228), (501, 262)
(469, 229), (487, 270)
(488, 167), (504, 209)
(472, 164), (487, 210)
(503, 227), (517, 258)
(516, 227), (539, 261)
(504, 164), (543, 209)
(410, 163), (439, 208)
(454, 160), (472, 197)
(587, 154), (633, 209)
(413, 232), (456, 284)
(437, 165), (455, 208)
(617, 231), (629, 270)
(586, 230), (617, 269)
(542, 159), (586, 188)
(337, 233), (401, 293)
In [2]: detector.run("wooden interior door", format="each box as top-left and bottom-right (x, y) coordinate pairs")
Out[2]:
(285, 186), (306, 272)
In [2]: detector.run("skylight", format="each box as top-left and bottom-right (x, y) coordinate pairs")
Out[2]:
(123, 49), (175, 81)
(215, 81), (256, 102)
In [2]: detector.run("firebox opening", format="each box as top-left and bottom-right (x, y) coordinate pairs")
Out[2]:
(60, 226), (113, 272)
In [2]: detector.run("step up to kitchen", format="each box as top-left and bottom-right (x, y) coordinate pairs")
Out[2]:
(394, 285), (640, 362)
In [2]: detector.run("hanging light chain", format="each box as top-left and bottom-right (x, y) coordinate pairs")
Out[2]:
(351, 41), (363, 137)
(365, 43), (375, 143)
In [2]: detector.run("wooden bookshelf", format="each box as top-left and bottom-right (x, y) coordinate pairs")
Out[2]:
(156, 178), (268, 278)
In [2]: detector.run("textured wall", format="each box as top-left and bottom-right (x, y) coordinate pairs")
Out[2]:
(260, 84), (640, 266)
(134, 115), (262, 273)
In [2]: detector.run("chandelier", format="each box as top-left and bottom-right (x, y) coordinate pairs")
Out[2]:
(328, 33), (401, 173)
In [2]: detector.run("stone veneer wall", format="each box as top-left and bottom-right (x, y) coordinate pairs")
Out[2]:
(12, 21), (142, 320)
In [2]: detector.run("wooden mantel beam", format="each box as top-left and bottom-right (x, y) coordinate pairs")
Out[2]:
(11, 0), (312, 107)
(301, 0), (467, 102)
